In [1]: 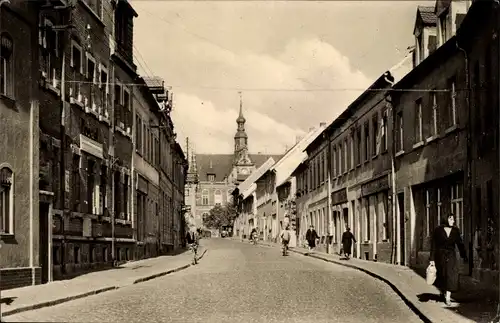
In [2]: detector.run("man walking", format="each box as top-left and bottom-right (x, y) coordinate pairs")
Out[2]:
(341, 226), (356, 260)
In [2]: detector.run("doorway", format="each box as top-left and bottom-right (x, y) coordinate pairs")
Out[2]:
(397, 193), (405, 266)
(39, 202), (50, 284)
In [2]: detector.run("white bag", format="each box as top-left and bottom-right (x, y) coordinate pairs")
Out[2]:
(426, 263), (437, 285)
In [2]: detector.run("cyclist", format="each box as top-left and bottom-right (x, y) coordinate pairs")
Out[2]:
(250, 227), (258, 244)
(280, 225), (291, 256)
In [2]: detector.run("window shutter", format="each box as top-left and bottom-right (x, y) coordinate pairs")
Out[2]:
(428, 35), (437, 55)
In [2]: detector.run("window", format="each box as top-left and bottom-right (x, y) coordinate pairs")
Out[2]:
(451, 183), (463, 231)
(356, 127), (362, 165)
(425, 189), (431, 237)
(214, 189), (222, 205)
(382, 192), (389, 241)
(208, 174), (215, 182)
(202, 189), (209, 205)
(439, 10), (449, 44)
(0, 167), (13, 234)
(114, 171), (121, 217)
(87, 160), (96, 214)
(0, 33), (13, 97)
(381, 109), (388, 152)
(135, 114), (142, 154)
(364, 122), (370, 161)
(415, 98), (423, 143)
(372, 115), (378, 156)
(202, 212), (209, 222)
(72, 155), (80, 211)
(431, 91), (438, 136)
(332, 146), (337, 177)
(99, 65), (109, 116)
(344, 139), (348, 172)
(74, 246), (80, 264)
(124, 174), (129, 220)
(450, 79), (457, 126)
(350, 133), (355, 170)
(364, 198), (370, 241)
(40, 19), (60, 89)
(397, 111), (404, 152)
(70, 41), (83, 74)
(338, 144), (342, 175)
(86, 54), (96, 84)
(100, 165), (107, 215)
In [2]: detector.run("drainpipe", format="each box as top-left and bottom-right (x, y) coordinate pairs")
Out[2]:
(456, 40), (471, 276)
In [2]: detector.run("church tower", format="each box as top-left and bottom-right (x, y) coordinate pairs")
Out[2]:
(234, 91), (248, 154)
(232, 92), (253, 181)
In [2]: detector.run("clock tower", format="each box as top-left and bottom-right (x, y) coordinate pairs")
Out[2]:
(233, 92), (254, 180)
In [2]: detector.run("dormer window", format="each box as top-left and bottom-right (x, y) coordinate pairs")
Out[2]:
(208, 174), (215, 182)
(439, 10), (449, 45)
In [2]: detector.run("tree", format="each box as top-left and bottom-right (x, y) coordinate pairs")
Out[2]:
(203, 204), (238, 230)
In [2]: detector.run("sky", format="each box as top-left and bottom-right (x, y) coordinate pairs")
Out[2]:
(131, 0), (433, 154)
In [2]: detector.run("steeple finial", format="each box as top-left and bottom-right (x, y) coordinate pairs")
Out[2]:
(237, 91), (245, 124)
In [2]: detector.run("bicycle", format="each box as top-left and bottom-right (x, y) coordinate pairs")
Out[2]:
(281, 240), (289, 256)
(189, 243), (198, 265)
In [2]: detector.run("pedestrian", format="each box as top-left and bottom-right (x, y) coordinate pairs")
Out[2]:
(305, 225), (319, 253)
(429, 214), (467, 306)
(280, 225), (291, 256)
(341, 226), (356, 260)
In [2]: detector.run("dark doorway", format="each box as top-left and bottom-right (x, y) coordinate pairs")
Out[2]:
(397, 193), (405, 266)
(343, 208), (349, 230)
(39, 202), (50, 284)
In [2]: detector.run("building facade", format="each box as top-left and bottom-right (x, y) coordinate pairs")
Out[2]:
(0, 1), (40, 289)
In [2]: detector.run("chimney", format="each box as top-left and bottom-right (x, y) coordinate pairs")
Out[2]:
(295, 135), (303, 144)
(308, 127), (315, 132)
(320, 122), (327, 127)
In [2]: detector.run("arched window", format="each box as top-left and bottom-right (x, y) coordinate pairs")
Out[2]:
(214, 189), (222, 205)
(0, 33), (13, 96)
(0, 167), (14, 234)
(202, 189), (209, 205)
(202, 212), (209, 222)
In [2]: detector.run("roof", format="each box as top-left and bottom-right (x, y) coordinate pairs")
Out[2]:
(239, 157), (276, 199)
(195, 153), (283, 182)
(417, 6), (437, 25)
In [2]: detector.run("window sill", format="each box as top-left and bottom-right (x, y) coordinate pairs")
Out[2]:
(395, 150), (405, 158)
(445, 124), (459, 135)
(99, 114), (110, 125)
(426, 135), (439, 144)
(70, 97), (85, 109)
(381, 150), (388, 155)
(0, 233), (14, 238)
(371, 154), (378, 160)
(412, 141), (425, 150)
(42, 80), (61, 97)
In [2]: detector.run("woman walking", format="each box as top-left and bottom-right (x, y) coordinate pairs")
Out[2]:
(341, 226), (356, 260)
(305, 225), (319, 253)
(430, 214), (467, 306)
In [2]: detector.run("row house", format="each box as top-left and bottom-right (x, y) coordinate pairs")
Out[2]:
(0, 0), (188, 290)
(232, 157), (276, 239)
(172, 142), (187, 248)
(132, 76), (162, 259)
(390, 0), (470, 273)
(448, 0), (498, 286)
(0, 2), (40, 289)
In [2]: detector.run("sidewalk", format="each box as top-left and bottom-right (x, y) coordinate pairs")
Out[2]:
(239, 238), (497, 323)
(1, 247), (208, 318)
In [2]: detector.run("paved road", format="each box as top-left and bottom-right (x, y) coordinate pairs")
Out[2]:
(5, 239), (422, 323)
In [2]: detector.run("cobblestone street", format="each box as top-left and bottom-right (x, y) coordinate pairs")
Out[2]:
(4, 239), (421, 323)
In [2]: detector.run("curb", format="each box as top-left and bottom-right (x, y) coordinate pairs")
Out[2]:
(241, 239), (431, 323)
(290, 250), (431, 323)
(3, 249), (209, 318)
(2, 286), (118, 317)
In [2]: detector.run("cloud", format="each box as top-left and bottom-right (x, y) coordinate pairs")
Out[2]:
(133, 5), (374, 154)
(171, 93), (304, 154)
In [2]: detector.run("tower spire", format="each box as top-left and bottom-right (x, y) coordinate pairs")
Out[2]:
(239, 91), (243, 118)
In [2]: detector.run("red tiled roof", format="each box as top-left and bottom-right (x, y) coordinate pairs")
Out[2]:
(196, 153), (283, 182)
(418, 6), (437, 25)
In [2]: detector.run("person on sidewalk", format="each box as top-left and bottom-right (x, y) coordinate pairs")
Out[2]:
(430, 214), (468, 307)
(305, 225), (319, 254)
(341, 226), (356, 260)
(280, 225), (291, 256)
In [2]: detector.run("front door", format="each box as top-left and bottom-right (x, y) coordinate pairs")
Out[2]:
(39, 202), (50, 284)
